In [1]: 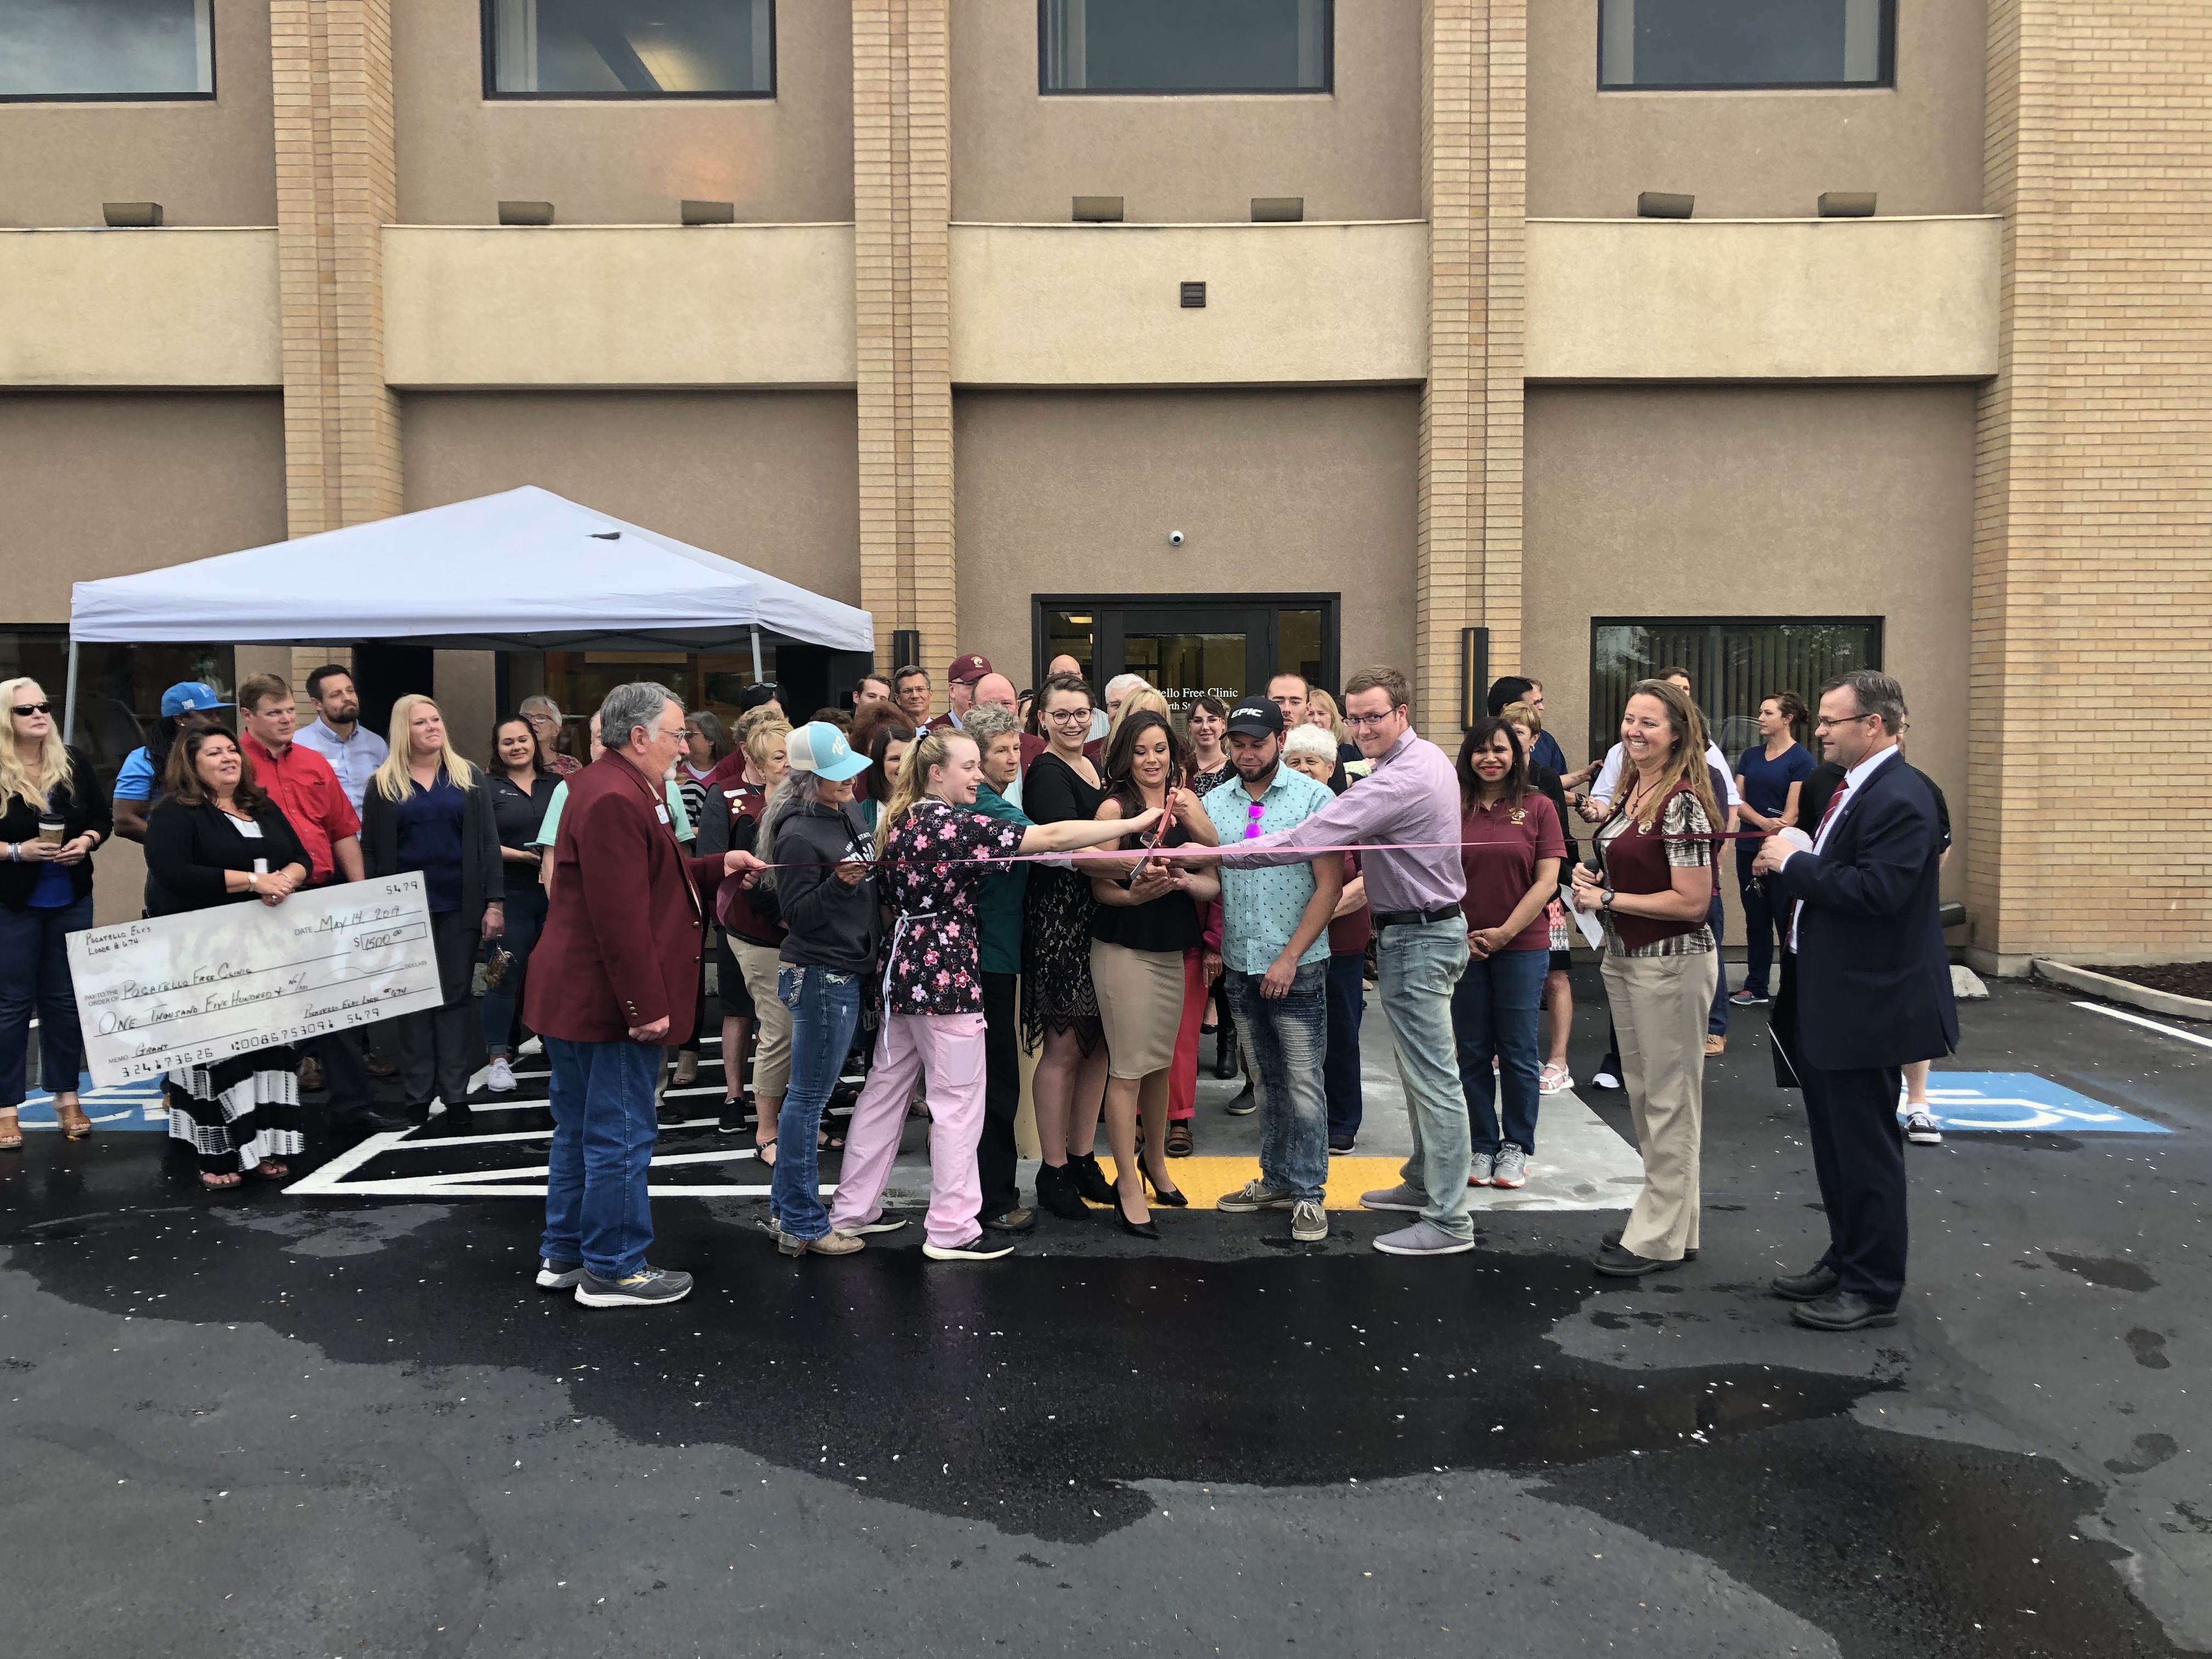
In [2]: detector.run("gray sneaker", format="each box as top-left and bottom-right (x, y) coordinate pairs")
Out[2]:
(534, 1257), (584, 1290)
(1373, 1220), (1476, 1257)
(1218, 1178), (1297, 1212)
(1468, 1152), (1494, 1187)
(1291, 1200), (1329, 1243)
(1359, 1182), (1426, 1214)
(574, 1266), (694, 1307)
(1491, 1144), (1528, 1189)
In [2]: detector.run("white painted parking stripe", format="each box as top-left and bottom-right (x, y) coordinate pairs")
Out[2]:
(2074, 1000), (2212, 1051)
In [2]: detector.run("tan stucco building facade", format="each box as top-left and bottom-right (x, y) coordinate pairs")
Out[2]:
(2, 0), (2205, 969)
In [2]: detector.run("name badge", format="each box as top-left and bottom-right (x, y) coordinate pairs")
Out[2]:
(234, 819), (264, 839)
(656, 804), (670, 825)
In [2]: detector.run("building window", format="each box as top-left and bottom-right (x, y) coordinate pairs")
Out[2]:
(1035, 596), (1338, 734)
(486, 0), (774, 98)
(1589, 618), (1881, 763)
(0, 630), (234, 793)
(1041, 0), (1329, 95)
(0, 0), (214, 100)
(1598, 0), (1892, 91)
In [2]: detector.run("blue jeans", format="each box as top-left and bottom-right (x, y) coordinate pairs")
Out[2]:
(1706, 893), (1730, 1035)
(481, 884), (547, 1056)
(1375, 916), (1474, 1238)
(1737, 845), (1781, 996)
(1451, 946), (1547, 1157)
(1223, 961), (1331, 1203)
(1324, 950), (1367, 1139)
(772, 964), (862, 1241)
(0, 895), (92, 1108)
(540, 1036), (662, 1280)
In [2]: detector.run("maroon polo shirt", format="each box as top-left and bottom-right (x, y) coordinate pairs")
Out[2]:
(1458, 791), (1566, 951)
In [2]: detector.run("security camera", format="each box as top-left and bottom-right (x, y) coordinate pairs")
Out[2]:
(1169, 530), (1186, 546)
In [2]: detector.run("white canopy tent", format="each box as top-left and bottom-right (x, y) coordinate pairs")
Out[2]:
(64, 485), (873, 735)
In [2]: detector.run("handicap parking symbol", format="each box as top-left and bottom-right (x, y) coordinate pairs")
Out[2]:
(1904, 1072), (2171, 1135)
(17, 1073), (169, 1132)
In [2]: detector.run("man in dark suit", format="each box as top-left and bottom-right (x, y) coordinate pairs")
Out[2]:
(524, 681), (764, 1310)
(1753, 669), (1957, 1332)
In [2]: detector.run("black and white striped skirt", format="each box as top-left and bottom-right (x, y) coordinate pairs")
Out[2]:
(166, 1048), (303, 1175)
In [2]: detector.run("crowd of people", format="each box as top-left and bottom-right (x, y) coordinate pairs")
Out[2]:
(0, 648), (1955, 1333)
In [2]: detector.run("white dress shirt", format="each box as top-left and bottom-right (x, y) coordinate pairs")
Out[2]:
(1787, 743), (1900, 951)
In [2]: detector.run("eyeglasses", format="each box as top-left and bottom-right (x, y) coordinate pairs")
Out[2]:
(1342, 710), (1399, 729)
(12, 702), (51, 716)
(653, 725), (689, 741)
(1045, 708), (1092, 724)
(1244, 798), (1267, 840)
(1813, 712), (1877, 731)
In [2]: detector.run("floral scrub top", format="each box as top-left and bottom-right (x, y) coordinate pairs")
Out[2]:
(878, 797), (1025, 1016)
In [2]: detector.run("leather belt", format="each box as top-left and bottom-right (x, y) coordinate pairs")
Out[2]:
(1372, 905), (1462, 930)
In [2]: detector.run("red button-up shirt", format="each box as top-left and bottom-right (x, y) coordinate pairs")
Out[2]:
(243, 732), (360, 884)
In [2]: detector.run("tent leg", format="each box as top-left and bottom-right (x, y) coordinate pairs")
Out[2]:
(62, 637), (81, 748)
(750, 627), (763, 685)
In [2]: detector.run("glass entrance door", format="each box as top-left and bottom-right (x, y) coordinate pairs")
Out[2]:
(1035, 596), (1338, 731)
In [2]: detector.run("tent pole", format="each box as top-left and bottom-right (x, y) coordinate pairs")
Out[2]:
(750, 626), (763, 685)
(62, 636), (81, 748)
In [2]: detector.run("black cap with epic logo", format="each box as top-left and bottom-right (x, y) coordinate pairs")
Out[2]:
(1225, 699), (1284, 737)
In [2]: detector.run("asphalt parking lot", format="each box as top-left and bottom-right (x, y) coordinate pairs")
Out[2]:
(2, 971), (2204, 1657)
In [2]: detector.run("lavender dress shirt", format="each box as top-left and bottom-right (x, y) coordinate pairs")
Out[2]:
(1215, 727), (1465, 913)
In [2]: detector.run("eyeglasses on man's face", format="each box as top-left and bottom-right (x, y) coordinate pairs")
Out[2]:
(1342, 710), (1399, 730)
(1813, 710), (1877, 731)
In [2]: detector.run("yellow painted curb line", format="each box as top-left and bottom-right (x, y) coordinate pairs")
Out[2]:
(1095, 1155), (1405, 1210)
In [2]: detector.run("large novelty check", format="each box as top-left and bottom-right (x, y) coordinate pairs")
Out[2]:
(67, 874), (444, 1086)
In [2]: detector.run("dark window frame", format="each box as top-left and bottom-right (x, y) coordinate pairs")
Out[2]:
(1030, 592), (1340, 705)
(0, 0), (218, 103)
(479, 0), (777, 101)
(1585, 614), (1884, 763)
(1037, 0), (1333, 98)
(1595, 0), (1895, 93)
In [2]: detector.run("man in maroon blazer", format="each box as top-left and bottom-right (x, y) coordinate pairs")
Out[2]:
(526, 682), (765, 1309)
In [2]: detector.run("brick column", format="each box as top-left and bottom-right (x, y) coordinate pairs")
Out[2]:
(1970, 1), (2212, 967)
(273, 0), (402, 540)
(853, 0), (957, 679)
(1415, 0), (1524, 737)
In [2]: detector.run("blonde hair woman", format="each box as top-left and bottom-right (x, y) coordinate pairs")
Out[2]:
(358, 695), (504, 1126)
(0, 678), (110, 1146)
(823, 728), (1163, 1260)
(1306, 687), (1348, 749)
(1105, 683), (1171, 748)
(1570, 679), (1723, 1278)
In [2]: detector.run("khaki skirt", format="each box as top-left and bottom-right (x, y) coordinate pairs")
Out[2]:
(1090, 939), (1186, 1079)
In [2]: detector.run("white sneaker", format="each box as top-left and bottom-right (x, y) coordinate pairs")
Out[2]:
(488, 1057), (516, 1093)
(1592, 1069), (1622, 1091)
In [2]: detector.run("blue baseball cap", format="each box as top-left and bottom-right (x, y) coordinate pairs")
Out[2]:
(787, 720), (871, 783)
(161, 681), (232, 717)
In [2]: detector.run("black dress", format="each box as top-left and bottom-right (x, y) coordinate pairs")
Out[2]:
(1020, 749), (1109, 1054)
(143, 796), (313, 1176)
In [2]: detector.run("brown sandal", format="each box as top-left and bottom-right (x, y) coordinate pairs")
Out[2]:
(1166, 1121), (1194, 1158)
(57, 1102), (93, 1139)
(248, 1159), (289, 1178)
(0, 1111), (21, 1150)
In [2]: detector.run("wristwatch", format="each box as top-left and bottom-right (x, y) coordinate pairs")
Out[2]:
(1600, 888), (1615, 911)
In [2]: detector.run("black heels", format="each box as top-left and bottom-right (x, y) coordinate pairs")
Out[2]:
(1115, 1189), (1161, 1240)
(1140, 1163), (1188, 1207)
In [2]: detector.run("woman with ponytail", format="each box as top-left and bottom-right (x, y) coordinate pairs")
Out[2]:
(1730, 690), (1814, 1007)
(822, 729), (1164, 1262)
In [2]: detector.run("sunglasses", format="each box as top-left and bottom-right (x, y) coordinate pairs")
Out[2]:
(13, 702), (52, 716)
(1244, 798), (1267, 840)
